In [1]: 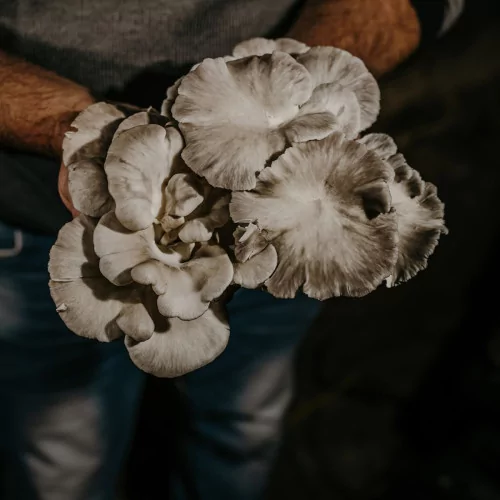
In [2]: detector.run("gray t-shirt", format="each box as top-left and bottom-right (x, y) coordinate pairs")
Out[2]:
(0, 0), (303, 233)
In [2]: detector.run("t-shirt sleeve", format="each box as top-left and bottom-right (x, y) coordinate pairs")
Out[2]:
(411, 0), (465, 41)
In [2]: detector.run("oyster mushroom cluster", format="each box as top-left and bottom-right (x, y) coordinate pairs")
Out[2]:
(49, 38), (447, 377)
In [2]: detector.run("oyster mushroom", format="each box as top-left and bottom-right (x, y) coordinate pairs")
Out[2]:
(48, 215), (152, 342)
(104, 120), (184, 231)
(125, 302), (230, 378)
(178, 189), (230, 243)
(172, 52), (357, 190)
(360, 133), (447, 285)
(230, 133), (399, 299)
(63, 102), (127, 218)
(64, 105), (168, 218)
(49, 216), (231, 377)
(93, 211), (194, 286)
(131, 243), (233, 320)
(164, 172), (205, 217)
(296, 46), (380, 131)
(161, 56), (237, 120)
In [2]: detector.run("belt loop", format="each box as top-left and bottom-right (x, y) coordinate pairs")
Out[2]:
(0, 230), (24, 258)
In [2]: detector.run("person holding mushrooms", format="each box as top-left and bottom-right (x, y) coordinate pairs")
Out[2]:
(0, 1), (463, 499)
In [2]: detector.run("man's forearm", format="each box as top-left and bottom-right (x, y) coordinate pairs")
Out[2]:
(0, 50), (95, 158)
(289, 0), (421, 77)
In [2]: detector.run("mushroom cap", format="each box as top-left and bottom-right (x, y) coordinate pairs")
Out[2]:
(360, 133), (447, 285)
(104, 122), (183, 231)
(125, 302), (230, 378)
(164, 173), (205, 217)
(161, 56), (237, 120)
(94, 211), (196, 286)
(49, 215), (148, 342)
(64, 106), (168, 218)
(233, 243), (278, 289)
(230, 133), (398, 299)
(49, 217), (232, 376)
(131, 242), (234, 320)
(172, 52), (346, 190)
(62, 102), (127, 167)
(297, 46), (380, 131)
(233, 223), (270, 263)
(63, 102), (127, 218)
(67, 159), (114, 217)
(178, 189), (230, 244)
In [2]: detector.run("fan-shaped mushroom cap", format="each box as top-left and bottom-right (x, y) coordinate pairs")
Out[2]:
(358, 133), (397, 160)
(230, 133), (398, 299)
(125, 302), (230, 378)
(113, 109), (168, 139)
(360, 134), (447, 285)
(62, 102), (127, 167)
(295, 82), (361, 140)
(49, 215), (151, 342)
(63, 102), (128, 218)
(233, 244), (278, 289)
(161, 56), (237, 120)
(172, 52), (347, 190)
(297, 46), (380, 131)
(104, 122), (183, 231)
(232, 37), (310, 58)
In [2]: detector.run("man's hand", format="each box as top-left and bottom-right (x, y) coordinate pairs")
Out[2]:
(58, 162), (80, 218)
(289, 0), (421, 77)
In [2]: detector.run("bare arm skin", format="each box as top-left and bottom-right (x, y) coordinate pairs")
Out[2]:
(289, 0), (422, 77)
(0, 50), (95, 158)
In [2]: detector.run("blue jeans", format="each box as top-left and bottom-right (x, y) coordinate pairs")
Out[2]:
(0, 221), (321, 500)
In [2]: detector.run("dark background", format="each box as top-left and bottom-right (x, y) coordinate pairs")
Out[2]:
(126, 2), (500, 499)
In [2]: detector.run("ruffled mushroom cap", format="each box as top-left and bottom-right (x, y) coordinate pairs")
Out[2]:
(49, 216), (231, 376)
(125, 301), (230, 378)
(360, 134), (447, 285)
(93, 211), (194, 286)
(296, 46), (380, 131)
(64, 105), (168, 219)
(63, 102), (127, 218)
(63, 102), (127, 167)
(178, 189), (230, 243)
(131, 242), (233, 320)
(161, 56), (237, 120)
(172, 52), (355, 190)
(232, 37), (310, 58)
(104, 120), (184, 231)
(164, 173), (205, 217)
(48, 215), (151, 342)
(230, 133), (398, 299)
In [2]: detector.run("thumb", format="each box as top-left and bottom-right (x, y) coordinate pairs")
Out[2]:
(58, 163), (80, 218)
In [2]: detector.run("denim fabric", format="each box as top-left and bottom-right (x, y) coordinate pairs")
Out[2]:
(0, 211), (322, 499)
(0, 221), (146, 500)
(172, 288), (322, 500)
